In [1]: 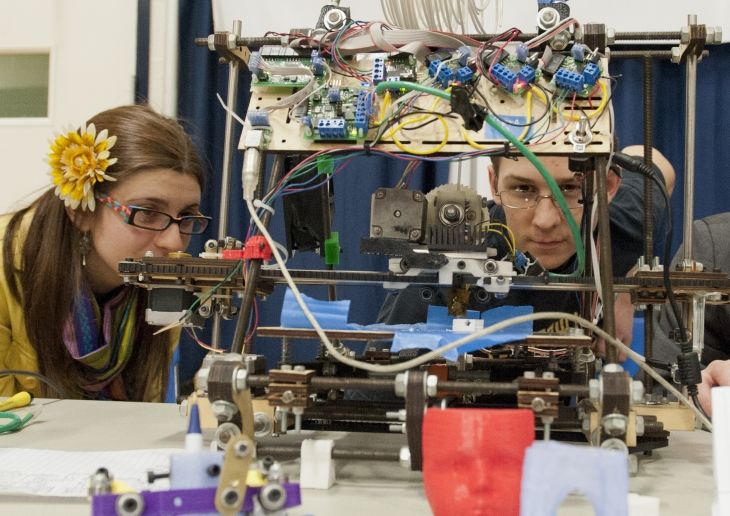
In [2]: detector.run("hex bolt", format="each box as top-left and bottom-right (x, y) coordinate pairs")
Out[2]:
(531, 397), (546, 413)
(632, 381), (645, 404)
(602, 413), (628, 436)
(484, 259), (498, 274)
(589, 379), (600, 401)
(211, 400), (238, 422)
(399, 446), (412, 468)
(426, 375), (439, 397)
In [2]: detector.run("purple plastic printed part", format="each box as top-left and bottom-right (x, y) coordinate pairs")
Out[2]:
(91, 484), (301, 515)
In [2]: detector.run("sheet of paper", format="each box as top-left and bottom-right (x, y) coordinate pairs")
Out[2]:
(0, 448), (182, 497)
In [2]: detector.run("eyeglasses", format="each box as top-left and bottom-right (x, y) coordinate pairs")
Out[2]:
(496, 184), (584, 210)
(95, 195), (211, 235)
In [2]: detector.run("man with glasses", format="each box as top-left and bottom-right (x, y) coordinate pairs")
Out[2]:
(378, 146), (675, 340)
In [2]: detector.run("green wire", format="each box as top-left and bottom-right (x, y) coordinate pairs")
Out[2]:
(374, 81), (452, 100)
(0, 411), (34, 434)
(372, 81), (585, 277)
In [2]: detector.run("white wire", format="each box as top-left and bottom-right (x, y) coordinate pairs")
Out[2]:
(590, 191), (603, 319)
(216, 93), (246, 127)
(245, 199), (712, 431)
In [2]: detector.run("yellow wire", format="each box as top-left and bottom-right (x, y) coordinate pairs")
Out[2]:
(487, 229), (514, 254)
(558, 79), (609, 120)
(517, 89), (534, 141)
(376, 91), (392, 125)
(479, 221), (516, 254)
(461, 126), (491, 150)
(392, 115), (450, 155)
(387, 96), (450, 155)
(490, 222), (516, 251)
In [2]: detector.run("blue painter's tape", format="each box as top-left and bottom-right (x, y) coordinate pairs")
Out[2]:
(484, 115), (530, 141)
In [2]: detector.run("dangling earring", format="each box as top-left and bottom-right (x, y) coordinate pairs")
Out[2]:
(79, 232), (91, 267)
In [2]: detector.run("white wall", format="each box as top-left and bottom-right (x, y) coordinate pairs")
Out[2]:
(0, 0), (138, 213)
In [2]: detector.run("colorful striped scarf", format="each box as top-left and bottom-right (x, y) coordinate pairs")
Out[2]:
(62, 284), (140, 397)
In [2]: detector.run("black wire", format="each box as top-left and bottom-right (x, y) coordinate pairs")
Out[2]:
(692, 393), (711, 424)
(397, 111), (459, 131)
(619, 159), (686, 344)
(0, 369), (67, 398)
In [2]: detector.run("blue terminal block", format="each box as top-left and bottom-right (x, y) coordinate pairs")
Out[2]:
(355, 91), (372, 116)
(438, 66), (454, 87)
(491, 62), (517, 91)
(354, 114), (369, 133)
(555, 68), (585, 92)
(428, 59), (442, 78)
(317, 118), (346, 139)
(372, 57), (386, 84)
(328, 88), (341, 103)
(582, 62), (601, 86)
(455, 66), (474, 84)
(517, 65), (536, 84)
(246, 109), (270, 127)
(311, 50), (325, 76)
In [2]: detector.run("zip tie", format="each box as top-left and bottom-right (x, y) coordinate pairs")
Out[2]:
(253, 199), (275, 216)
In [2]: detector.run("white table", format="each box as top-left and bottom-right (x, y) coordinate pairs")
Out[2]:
(0, 399), (715, 515)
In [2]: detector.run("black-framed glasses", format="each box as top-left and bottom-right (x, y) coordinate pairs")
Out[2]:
(95, 195), (211, 235)
(495, 185), (584, 210)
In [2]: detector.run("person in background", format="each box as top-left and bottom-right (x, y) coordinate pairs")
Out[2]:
(653, 212), (730, 416)
(379, 146), (675, 356)
(0, 104), (210, 401)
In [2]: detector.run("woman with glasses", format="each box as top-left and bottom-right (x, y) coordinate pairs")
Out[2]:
(0, 104), (209, 401)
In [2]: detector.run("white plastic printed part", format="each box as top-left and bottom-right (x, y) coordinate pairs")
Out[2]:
(627, 493), (659, 516)
(713, 386), (730, 516)
(300, 439), (335, 489)
(452, 319), (484, 333)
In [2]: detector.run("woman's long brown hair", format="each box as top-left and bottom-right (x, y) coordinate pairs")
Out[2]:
(2, 105), (205, 400)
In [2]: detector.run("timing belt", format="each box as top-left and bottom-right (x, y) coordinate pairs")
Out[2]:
(405, 371), (427, 471)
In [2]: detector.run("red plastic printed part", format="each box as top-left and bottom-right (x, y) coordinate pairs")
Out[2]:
(242, 235), (272, 260)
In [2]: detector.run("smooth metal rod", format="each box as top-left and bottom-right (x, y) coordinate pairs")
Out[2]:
(217, 19), (242, 241)
(211, 20), (242, 348)
(682, 15), (700, 347)
(682, 17), (698, 261)
(595, 156), (617, 362)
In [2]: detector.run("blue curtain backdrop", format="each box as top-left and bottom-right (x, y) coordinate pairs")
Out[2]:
(171, 2), (730, 386)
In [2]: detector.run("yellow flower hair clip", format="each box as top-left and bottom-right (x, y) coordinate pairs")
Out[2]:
(49, 123), (118, 211)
